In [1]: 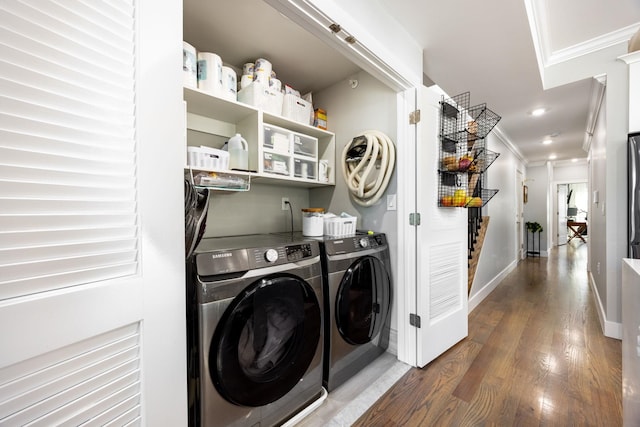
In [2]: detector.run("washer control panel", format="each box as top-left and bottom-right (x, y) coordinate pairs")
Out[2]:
(286, 243), (314, 261)
(250, 243), (316, 268)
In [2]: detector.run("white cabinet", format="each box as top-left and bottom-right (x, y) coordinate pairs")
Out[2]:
(184, 87), (335, 189)
(262, 124), (318, 180)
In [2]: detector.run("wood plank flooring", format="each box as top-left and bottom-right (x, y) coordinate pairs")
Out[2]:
(353, 242), (622, 426)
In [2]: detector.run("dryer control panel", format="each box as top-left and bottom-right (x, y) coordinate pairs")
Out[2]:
(324, 232), (387, 256)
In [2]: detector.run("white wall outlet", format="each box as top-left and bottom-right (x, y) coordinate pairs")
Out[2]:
(281, 197), (290, 210)
(387, 194), (397, 211)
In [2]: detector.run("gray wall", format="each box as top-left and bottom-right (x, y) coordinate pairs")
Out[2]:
(202, 183), (310, 237)
(311, 70), (399, 334)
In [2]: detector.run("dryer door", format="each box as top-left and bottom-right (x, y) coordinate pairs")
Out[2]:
(210, 273), (321, 407)
(336, 255), (391, 345)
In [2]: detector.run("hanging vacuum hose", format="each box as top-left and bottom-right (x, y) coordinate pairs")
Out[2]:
(341, 130), (396, 207)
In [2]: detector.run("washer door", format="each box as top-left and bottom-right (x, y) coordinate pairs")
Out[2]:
(336, 255), (391, 345)
(210, 273), (321, 407)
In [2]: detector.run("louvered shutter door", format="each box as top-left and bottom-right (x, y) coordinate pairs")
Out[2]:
(0, 0), (138, 300)
(0, 1), (148, 425)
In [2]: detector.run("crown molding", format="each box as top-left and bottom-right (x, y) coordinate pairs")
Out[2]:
(492, 125), (528, 165)
(547, 23), (640, 66)
(525, 0), (640, 77)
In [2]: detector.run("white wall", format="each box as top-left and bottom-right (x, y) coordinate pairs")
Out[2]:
(553, 163), (588, 181)
(589, 86), (609, 324)
(470, 132), (526, 304)
(524, 164), (551, 254)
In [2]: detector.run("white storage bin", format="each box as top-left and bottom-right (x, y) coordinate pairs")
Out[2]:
(324, 216), (357, 237)
(292, 133), (317, 158)
(282, 94), (313, 125)
(238, 82), (283, 115)
(294, 158), (317, 180)
(187, 146), (229, 170)
(263, 125), (291, 154)
(263, 152), (290, 175)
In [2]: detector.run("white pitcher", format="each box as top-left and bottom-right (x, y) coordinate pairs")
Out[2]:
(228, 133), (248, 170)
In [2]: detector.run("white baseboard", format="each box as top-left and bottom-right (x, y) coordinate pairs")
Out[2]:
(588, 272), (622, 340)
(468, 259), (518, 313)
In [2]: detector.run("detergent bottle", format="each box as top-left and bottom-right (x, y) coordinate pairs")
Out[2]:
(227, 133), (248, 170)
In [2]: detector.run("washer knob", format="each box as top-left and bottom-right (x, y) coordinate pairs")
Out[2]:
(359, 238), (369, 248)
(264, 248), (278, 263)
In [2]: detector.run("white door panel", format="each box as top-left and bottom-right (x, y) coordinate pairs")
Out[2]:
(558, 184), (568, 245)
(415, 86), (468, 368)
(0, 1), (185, 425)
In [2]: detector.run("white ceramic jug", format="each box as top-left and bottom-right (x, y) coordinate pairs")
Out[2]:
(228, 133), (248, 170)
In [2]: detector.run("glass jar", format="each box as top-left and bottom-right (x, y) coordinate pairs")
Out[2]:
(301, 208), (325, 236)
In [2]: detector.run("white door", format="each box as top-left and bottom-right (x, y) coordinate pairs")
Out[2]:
(558, 184), (569, 245)
(0, 2), (185, 425)
(414, 86), (468, 367)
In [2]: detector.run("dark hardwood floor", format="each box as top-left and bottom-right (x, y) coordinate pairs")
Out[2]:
(354, 242), (622, 426)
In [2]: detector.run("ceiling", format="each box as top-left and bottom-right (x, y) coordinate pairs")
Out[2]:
(184, 0), (640, 165)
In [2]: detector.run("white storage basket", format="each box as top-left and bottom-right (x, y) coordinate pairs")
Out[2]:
(238, 82), (283, 115)
(324, 216), (357, 237)
(282, 94), (313, 125)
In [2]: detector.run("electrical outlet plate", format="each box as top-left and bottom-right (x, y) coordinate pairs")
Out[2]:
(281, 197), (289, 210)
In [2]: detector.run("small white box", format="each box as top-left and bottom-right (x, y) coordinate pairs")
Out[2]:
(282, 94), (313, 125)
(238, 82), (283, 115)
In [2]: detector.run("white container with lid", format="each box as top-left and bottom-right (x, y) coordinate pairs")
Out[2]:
(302, 208), (325, 236)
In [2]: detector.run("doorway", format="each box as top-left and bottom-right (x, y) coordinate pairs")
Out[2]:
(556, 182), (588, 246)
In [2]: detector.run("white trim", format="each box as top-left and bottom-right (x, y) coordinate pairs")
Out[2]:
(619, 50), (640, 65)
(492, 125), (528, 165)
(589, 271), (623, 340)
(468, 259), (518, 313)
(548, 23), (640, 67)
(525, 0), (640, 83)
(386, 327), (398, 356)
(523, 0), (549, 84)
(583, 76), (607, 153)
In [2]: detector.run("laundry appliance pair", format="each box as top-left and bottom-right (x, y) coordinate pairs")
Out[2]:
(186, 231), (392, 426)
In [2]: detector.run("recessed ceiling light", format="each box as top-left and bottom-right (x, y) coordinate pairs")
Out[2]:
(572, 158), (578, 162)
(530, 108), (547, 116)
(542, 138), (552, 145)
(549, 154), (557, 160)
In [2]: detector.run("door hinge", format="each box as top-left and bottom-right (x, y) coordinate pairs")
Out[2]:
(409, 110), (421, 125)
(410, 313), (421, 328)
(329, 23), (341, 33)
(409, 212), (421, 226)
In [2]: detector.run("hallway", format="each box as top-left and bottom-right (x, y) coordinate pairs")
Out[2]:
(354, 242), (622, 426)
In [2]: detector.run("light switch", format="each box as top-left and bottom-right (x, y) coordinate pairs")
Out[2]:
(387, 194), (397, 211)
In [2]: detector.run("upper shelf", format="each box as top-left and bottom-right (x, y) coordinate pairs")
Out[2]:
(184, 87), (258, 123)
(184, 86), (334, 139)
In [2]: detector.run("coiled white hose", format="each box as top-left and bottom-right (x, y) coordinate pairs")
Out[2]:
(341, 130), (396, 207)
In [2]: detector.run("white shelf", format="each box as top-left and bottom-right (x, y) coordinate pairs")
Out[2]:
(183, 87), (258, 123)
(184, 85), (336, 189)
